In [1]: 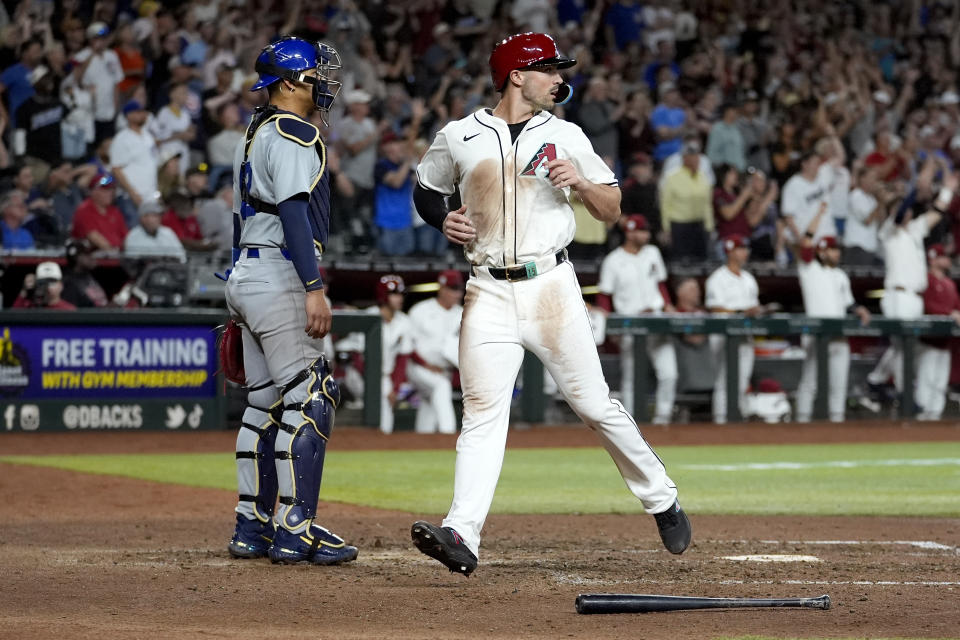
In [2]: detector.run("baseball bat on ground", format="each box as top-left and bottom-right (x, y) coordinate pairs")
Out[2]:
(575, 593), (831, 614)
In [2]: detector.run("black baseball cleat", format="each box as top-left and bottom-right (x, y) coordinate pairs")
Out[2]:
(654, 500), (692, 554)
(411, 520), (478, 576)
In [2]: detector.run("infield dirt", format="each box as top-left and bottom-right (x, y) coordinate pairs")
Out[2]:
(1, 421), (958, 639)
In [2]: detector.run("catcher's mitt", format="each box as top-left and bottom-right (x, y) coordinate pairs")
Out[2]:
(217, 319), (245, 385)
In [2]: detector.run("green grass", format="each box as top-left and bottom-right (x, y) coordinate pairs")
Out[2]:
(2, 442), (958, 516)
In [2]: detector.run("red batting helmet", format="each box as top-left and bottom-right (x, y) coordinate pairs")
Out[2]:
(489, 32), (576, 91)
(376, 274), (405, 304)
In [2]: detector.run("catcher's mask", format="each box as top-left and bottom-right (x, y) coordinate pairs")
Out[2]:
(252, 36), (342, 118)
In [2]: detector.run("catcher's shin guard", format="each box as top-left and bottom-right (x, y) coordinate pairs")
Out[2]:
(234, 388), (282, 523)
(274, 356), (341, 533)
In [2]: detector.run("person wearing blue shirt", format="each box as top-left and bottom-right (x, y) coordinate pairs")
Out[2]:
(650, 82), (687, 161)
(604, 0), (644, 51)
(0, 191), (36, 250)
(0, 40), (45, 130)
(374, 132), (416, 256)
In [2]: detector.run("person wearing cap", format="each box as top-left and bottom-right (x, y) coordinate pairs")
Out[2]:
(706, 102), (746, 171)
(0, 38), (44, 130)
(12, 262), (76, 310)
(737, 90), (772, 174)
(149, 83), (196, 177)
(337, 89), (380, 253)
(370, 275), (414, 434)
(13, 64), (66, 165)
(109, 100), (159, 211)
(124, 196), (186, 260)
(866, 177), (950, 398)
(705, 234), (763, 423)
(660, 136), (713, 260)
(0, 191), (35, 250)
(650, 80), (687, 162)
(374, 130), (417, 256)
(406, 270), (464, 434)
(61, 238), (109, 307)
(597, 214), (678, 423)
(916, 244), (960, 420)
(864, 130), (908, 184)
(70, 173), (128, 250)
(411, 32), (690, 576)
(73, 22), (123, 144)
(793, 202), (871, 422)
(163, 190), (211, 251)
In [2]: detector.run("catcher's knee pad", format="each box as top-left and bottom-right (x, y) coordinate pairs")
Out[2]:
(275, 357), (340, 532)
(235, 383), (282, 523)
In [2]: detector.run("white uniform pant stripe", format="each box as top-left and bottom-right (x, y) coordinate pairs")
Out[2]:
(443, 262), (677, 557)
(795, 336), (851, 422)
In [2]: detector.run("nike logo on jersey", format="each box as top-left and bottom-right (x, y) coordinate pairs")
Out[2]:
(463, 133), (481, 142)
(521, 142), (558, 178)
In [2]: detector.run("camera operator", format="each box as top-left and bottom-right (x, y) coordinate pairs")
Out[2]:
(13, 262), (77, 310)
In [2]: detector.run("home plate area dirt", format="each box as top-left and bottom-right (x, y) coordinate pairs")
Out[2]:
(0, 422), (958, 639)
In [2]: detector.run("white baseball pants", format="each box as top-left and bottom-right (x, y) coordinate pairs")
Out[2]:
(868, 289), (924, 391)
(915, 343), (951, 420)
(407, 362), (457, 434)
(795, 335), (851, 422)
(620, 334), (678, 423)
(709, 335), (754, 423)
(442, 262), (678, 557)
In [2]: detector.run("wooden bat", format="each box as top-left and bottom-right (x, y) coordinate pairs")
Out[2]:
(575, 593), (831, 614)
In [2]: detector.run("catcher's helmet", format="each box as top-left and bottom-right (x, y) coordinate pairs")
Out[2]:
(376, 274), (405, 304)
(489, 32), (576, 101)
(252, 36), (341, 111)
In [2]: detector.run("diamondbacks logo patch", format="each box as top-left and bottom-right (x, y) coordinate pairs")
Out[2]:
(520, 143), (557, 178)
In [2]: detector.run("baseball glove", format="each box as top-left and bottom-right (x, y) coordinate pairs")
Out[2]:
(218, 319), (245, 385)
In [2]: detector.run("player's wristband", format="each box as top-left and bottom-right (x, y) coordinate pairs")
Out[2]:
(935, 187), (953, 208)
(804, 231), (814, 239)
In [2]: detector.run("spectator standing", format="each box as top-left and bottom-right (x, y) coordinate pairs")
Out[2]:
(0, 191), (34, 249)
(844, 166), (887, 266)
(407, 270), (463, 434)
(12, 262), (76, 310)
(14, 65), (65, 165)
(45, 161), (88, 233)
(113, 23), (146, 104)
(109, 100), (159, 212)
(597, 214), (677, 423)
(781, 149), (835, 243)
(162, 191), (209, 251)
(337, 89), (380, 253)
(737, 90), (771, 174)
(604, 0), (644, 51)
(150, 83), (195, 177)
(124, 197), (186, 260)
(61, 238), (109, 307)
(0, 38), (44, 129)
(618, 90), (656, 162)
(206, 102), (243, 189)
(705, 235), (762, 423)
(650, 81), (686, 162)
(71, 173), (128, 250)
(374, 131), (416, 256)
(194, 183), (234, 253)
(660, 138), (713, 260)
(73, 23), (124, 145)
(706, 103), (746, 171)
(769, 121), (801, 187)
(619, 153), (660, 237)
(916, 244), (960, 421)
(577, 76), (622, 169)
(59, 58), (95, 161)
(864, 130), (908, 184)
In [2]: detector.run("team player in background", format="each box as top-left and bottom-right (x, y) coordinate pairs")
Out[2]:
(225, 37), (357, 566)
(373, 274), (413, 434)
(794, 205), (871, 423)
(916, 245), (960, 421)
(597, 214), (677, 423)
(409, 32), (690, 577)
(406, 270), (464, 434)
(705, 234), (762, 423)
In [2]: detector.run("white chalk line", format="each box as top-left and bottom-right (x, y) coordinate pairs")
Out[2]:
(554, 574), (960, 587)
(754, 539), (958, 552)
(680, 458), (960, 471)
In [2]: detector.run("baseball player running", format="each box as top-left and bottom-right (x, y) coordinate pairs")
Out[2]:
(705, 234), (763, 423)
(225, 37), (357, 565)
(407, 270), (464, 434)
(408, 32), (691, 576)
(916, 244), (960, 420)
(597, 214), (677, 423)
(866, 181), (950, 395)
(794, 205), (871, 422)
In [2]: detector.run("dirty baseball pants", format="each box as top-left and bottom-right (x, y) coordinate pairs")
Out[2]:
(795, 335), (851, 422)
(442, 261), (679, 557)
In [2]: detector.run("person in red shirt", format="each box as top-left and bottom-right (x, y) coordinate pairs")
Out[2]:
(12, 262), (78, 310)
(916, 244), (960, 420)
(161, 190), (213, 251)
(70, 173), (129, 249)
(863, 130), (908, 183)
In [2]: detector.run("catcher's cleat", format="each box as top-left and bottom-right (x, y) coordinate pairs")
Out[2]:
(411, 521), (478, 576)
(268, 523), (358, 566)
(654, 500), (692, 555)
(228, 514), (275, 559)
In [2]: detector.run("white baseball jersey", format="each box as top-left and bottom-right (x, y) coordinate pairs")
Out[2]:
(408, 298), (462, 368)
(879, 215), (931, 293)
(845, 188), (879, 252)
(781, 164), (836, 240)
(798, 259), (854, 318)
(705, 265), (759, 311)
(357, 306), (414, 376)
(598, 245), (668, 314)
(416, 109), (617, 267)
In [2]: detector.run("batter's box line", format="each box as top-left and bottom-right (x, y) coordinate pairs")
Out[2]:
(754, 539), (958, 552)
(552, 574), (960, 588)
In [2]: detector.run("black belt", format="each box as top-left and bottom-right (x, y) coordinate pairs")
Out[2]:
(245, 196), (278, 215)
(485, 249), (566, 282)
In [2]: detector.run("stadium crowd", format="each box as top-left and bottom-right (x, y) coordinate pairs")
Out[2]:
(2, 0), (960, 423)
